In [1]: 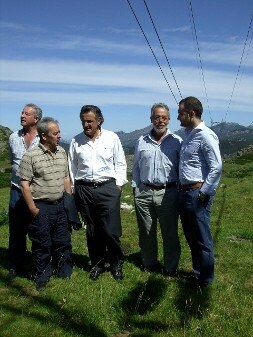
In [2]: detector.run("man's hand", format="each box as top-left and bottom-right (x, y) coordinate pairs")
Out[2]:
(30, 207), (40, 218)
(198, 191), (208, 203)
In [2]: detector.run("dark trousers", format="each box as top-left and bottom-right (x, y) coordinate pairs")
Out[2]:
(8, 185), (31, 271)
(28, 200), (72, 283)
(75, 180), (124, 269)
(179, 188), (214, 285)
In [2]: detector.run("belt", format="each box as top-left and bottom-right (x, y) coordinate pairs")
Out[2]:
(180, 182), (203, 190)
(35, 197), (63, 205)
(76, 178), (115, 188)
(144, 181), (177, 190)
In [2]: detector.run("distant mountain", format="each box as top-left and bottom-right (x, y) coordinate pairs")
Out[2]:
(116, 125), (152, 153)
(116, 122), (253, 157)
(1, 122), (253, 159)
(0, 125), (12, 162)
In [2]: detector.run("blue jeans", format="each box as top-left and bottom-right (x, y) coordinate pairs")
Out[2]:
(179, 188), (214, 285)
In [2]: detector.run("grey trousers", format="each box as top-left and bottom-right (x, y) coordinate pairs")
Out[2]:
(134, 183), (181, 272)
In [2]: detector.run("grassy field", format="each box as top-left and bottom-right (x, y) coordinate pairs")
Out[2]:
(0, 154), (252, 337)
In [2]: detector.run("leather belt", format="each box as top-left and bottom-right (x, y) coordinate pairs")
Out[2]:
(35, 197), (63, 205)
(76, 178), (115, 188)
(180, 182), (203, 190)
(144, 181), (177, 190)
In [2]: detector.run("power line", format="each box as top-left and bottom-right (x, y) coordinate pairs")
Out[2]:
(143, 0), (183, 99)
(224, 13), (253, 122)
(186, 0), (211, 120)
(126, 0), (178, 104)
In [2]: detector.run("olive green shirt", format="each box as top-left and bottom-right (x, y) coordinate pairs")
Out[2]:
(18, 143), (69, 202)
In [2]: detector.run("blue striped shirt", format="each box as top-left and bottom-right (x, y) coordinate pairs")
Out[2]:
(132, 129), (182, 187)
(179, 122), (222, 195)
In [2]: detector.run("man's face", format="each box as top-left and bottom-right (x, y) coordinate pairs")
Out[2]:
(151, 107), (169, 134)
(177, 103), (191, 127)
(43, 122), (61, 150)
(20, 106), (38, 128)
(80, 111), (102, 138)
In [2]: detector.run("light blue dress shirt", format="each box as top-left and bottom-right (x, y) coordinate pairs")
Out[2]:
(179, 121), (222, 195)
(132, 129), (182, 187)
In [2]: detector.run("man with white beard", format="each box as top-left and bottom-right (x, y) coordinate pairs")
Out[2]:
(132, 103), (182, 276)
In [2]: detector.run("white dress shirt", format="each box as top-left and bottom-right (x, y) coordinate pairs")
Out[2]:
(179, 121), (222, 195)
(68, 128), (127, 187)
(8, 130), (40, 188)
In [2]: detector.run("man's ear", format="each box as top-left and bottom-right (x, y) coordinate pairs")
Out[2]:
(188, 110), (195, 118)
(97, 117), (103, 126)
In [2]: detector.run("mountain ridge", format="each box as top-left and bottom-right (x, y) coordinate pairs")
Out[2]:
(1, 122), (253, 158)
(115, 122), (253, 157)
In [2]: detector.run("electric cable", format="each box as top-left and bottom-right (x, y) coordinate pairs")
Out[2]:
(126, 0), (178, 104)
(143, 0), (183, 99)
(224, 13), (253, 122)
(186, 0), (212, 120)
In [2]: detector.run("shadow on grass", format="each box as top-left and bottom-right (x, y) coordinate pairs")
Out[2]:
(118, 272), (212, 336)
(119, 275), (171, 336)
(174, 278), (212, 323)
(124, 251), (142, 270)
(122, 275), (167, 315)
(0, 270), (107, 337)
(72, 252), (90, 272)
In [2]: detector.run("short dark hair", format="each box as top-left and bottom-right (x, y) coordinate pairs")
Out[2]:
(80, 105), (104, 125)
(25, 103), (43, 120)
(179, 96), (203, 117)
(37, 117), (58, 137)
(151, 103), (170, 119)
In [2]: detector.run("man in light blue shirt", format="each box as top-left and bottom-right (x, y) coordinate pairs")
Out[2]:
(132, 103), (182, 276)
(178, 96), (222, 288)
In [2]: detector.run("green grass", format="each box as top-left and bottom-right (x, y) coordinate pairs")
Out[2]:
(0, 156), (252, 337)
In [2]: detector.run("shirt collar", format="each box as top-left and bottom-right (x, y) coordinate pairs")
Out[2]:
(39, 142), (59, 154)
(148, 128), (171, 142)
(185, 121), (205, 136)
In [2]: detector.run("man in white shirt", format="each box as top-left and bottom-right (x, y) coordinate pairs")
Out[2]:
(68, 105), (127, 281)
(7, 103), (42, 283)
(177, 96), (222, 288)
(132, 103), (182, 276)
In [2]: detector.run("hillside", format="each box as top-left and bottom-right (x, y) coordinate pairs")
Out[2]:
(1, 122), (253, 160)
(117, 122), (253, 157)
(0, 125), (12, 165)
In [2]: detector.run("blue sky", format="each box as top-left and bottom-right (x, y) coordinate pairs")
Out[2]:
(0, 0), (252, 141)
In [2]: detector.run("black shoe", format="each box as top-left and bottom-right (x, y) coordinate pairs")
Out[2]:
(6, 269), (17, 284)
(111, 267), (124, 280)
(89, 266), (103, 281)
(36, 281), (47, 291)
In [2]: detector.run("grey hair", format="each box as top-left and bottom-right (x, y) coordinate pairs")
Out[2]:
(150, 103), (170, 119)
(25, 103), (43, 120)
(37, 117), (59, 137)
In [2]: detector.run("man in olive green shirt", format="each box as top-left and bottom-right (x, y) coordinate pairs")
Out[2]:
(18, 117), (72, 291)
